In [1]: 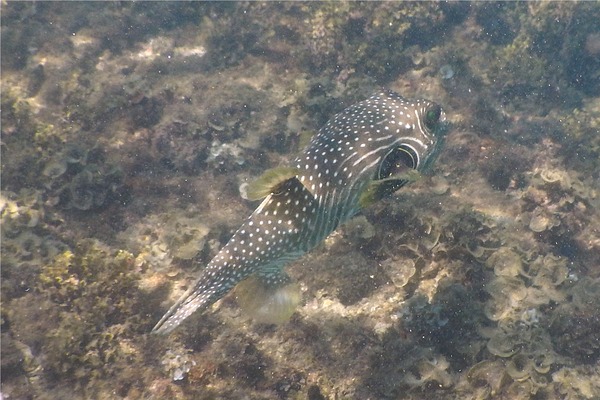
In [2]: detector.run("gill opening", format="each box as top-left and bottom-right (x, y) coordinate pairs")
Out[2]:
(377, 144), (420, 180)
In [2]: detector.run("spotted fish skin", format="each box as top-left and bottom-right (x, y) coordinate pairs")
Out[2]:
(152, 89), (447, 334)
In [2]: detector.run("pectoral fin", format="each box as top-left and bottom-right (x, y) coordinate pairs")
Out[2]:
(359, 170), (422, 208)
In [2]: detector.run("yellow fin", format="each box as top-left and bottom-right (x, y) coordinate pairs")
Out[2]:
(358, 183), (380, 208)
(298, 130), (315, 150)
(359, 170), (422, 208)
(234, 276), (301, 325)
(387, 169), (421, 183)
(245, 167), (300, 201)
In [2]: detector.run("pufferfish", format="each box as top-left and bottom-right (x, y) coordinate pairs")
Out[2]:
(152, 89), (448, 334)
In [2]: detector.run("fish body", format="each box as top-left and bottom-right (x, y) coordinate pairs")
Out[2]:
(152, 89), (447, 334)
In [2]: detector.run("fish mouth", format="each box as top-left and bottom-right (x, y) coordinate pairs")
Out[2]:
(377, 144), (419, 179)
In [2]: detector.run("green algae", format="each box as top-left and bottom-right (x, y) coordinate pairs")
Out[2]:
(32, 241), (143, 377)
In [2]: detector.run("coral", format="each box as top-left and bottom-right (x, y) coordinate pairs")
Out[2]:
(528, 254), (568, 288)
(366, 335), (453, 397)
(466, 360), (509, 398)
(68, 163), (123, 210)
(476, 251), (576, 394)
(0, 189), (69, 302)
(550, 278), (600, 364)
(118, 207), (212, 271)
(42, 158), (68, 180)
(0, 189), (44, 238)
(528, 206), (558, 233)
(206, 140), (246, 169)
(403, 355), (453, 389)
(438, 64), (455, 80)
(343, 215), (376, 241)
(39, 145), (126, 211)
(483, 276), (528, 322)
(380, 256), (416, 289)
(481, 320), (557, 395)
(552, 365), (600, 400)
(485, 248), (522, 278)
(521, 160), (597, 262)
(443, 208), (501, 261)
(400, 294), (449, 337)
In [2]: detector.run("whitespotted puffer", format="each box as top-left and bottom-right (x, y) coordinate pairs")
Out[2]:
(152, 89), (448, 335)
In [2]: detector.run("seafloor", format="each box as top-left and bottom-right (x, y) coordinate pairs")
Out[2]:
(1, 2), (599, 399)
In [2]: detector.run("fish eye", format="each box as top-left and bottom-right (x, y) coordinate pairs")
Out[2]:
(424, 104), (442, 131)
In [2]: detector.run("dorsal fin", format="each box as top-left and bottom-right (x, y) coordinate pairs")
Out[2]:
(245, 166), (301, 201)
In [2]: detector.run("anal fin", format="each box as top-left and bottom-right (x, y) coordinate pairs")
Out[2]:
(234, 273), (301, 325)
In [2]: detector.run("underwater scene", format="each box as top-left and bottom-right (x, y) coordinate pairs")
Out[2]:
(1, 2), (599, 399)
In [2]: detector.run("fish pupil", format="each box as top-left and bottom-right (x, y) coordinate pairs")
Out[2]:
(424, 104), (442, 131)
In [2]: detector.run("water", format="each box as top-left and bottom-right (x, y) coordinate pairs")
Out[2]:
(1, 2), (599, 399)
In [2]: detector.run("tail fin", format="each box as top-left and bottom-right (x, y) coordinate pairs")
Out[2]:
(152, 280), (218, 335)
